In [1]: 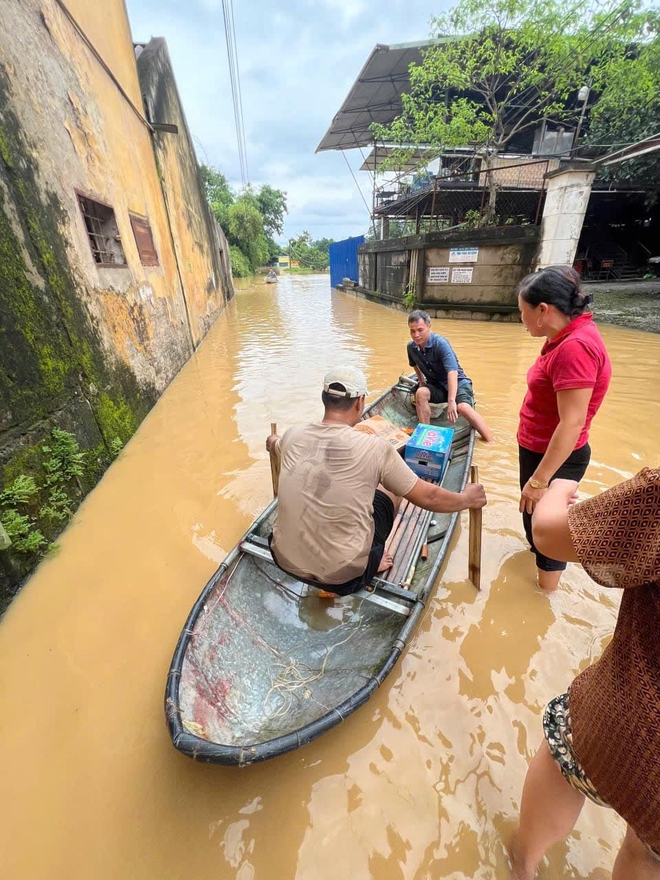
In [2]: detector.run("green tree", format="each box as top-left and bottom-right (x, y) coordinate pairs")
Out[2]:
(199, 165), (234, 229)
(289, 232), (332, 271)
(372, 0), (647, 223)
(199, 164), (288, 274)
(227, 197), (269, 272)
(254, 184), (288, 238)
(585, 10), (660, 198)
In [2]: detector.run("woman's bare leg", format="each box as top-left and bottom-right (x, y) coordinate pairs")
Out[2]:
(612, 826), (660, 880)
(510, 740), (585, 880)
(537, 568), (562, 593)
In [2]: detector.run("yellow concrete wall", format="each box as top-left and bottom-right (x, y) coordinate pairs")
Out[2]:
(64, 0), (144, 108)
(2, 0), (225, 391)
(136, 38), (233, 347)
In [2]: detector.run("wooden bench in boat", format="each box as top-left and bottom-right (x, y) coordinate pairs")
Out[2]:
(238, 496), (436, 618)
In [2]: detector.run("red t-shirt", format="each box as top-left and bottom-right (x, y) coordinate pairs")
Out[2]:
(517, 314), (612, 453)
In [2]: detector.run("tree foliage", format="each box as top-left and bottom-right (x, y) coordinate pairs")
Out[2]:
(586, 8), (660, 196)
(199, 164), (288, 275)
(372, 0), (659, 219)
(288, 232), (334, 271)
(254, 184), (288, 238)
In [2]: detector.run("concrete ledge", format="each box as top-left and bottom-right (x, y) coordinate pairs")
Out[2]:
(360, 225), (540, 255)
(336, 285), (520, 322)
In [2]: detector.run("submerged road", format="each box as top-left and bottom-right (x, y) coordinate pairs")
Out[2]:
(0, 274), (658, 879)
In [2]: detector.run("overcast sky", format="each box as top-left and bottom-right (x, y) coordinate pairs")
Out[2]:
(125, 0), (450, 244)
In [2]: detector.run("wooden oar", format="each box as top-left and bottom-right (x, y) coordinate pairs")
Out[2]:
(468, 464), (482, 590)
(269, 422), (280, 498)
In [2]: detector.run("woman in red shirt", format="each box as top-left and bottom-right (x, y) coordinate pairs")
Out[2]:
(517, 266), (612, 592)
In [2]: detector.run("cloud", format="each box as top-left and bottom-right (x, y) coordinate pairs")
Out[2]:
(126, 0), (446, 241)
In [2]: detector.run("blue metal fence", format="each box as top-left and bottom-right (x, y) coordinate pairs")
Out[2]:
(329, 236), (364, 289)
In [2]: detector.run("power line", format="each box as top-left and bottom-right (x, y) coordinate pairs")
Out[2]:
(342, 151), (378, 237)
(221, 0), (249, 187)
(227, 0), (249, 184)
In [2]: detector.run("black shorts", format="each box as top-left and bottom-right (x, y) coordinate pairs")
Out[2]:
(519, 443), (591, 571)
(425, 379), (475, 407)
(331, 490), (395, 596)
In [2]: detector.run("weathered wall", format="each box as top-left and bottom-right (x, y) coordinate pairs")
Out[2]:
(0, 0), (233, 603)
(535, 166), (596, 269)
(136, 38), (233, 345)
(354, 226), (539, 320)
(422, 229), (538, 306)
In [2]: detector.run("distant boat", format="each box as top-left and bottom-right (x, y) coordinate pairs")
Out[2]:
(265, 273), (278, 284)
(165, 376), (474, 765)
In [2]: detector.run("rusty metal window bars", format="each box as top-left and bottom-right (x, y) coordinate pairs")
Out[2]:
(77, 194), (127, 267)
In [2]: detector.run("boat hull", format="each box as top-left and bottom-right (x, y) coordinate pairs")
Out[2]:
(165, 381), (474, 764)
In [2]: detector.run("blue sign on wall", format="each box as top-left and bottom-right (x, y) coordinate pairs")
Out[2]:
(329, 236), (365, 289)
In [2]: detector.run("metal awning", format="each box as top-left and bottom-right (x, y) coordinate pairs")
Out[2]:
(358, 145), (439, 172)
(316, 40), (443, 153)
(597, 132), (660, 166)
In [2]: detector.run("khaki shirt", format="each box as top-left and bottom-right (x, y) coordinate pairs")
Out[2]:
(271, 422), (418, 584)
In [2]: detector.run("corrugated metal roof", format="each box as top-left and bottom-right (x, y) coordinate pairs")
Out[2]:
(316, 40), (443, 153)
(358, 145), (439, 171)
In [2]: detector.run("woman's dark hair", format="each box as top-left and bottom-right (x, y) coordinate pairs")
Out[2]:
(517, 266), (592, 318)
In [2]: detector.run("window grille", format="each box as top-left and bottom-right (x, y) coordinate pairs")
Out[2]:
(77, 194), (127, 267)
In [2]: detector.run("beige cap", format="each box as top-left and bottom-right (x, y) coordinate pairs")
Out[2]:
(323, 365), (368, 398)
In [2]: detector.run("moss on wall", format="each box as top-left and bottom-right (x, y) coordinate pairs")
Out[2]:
(0, 68), (157, 607)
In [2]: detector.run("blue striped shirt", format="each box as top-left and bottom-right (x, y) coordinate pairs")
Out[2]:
(407, 332), (470, 391)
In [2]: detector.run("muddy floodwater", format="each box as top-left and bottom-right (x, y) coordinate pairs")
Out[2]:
(1, 274), (658, 880)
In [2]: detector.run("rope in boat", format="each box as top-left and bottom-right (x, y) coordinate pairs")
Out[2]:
(263, 597), (366, 720)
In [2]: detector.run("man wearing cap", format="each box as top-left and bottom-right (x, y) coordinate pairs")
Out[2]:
(266, 365), (487, 596)
(407, 310), (493, 442)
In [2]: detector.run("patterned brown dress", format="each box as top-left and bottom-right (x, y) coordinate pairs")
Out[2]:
(563, 468), (660, 853)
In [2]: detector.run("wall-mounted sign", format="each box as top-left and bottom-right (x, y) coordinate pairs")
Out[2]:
(427, 266), (450, 283)
(449, 247), (479, 263)
(451, 267), (473, 284)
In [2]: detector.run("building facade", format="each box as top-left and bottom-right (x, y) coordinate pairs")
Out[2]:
(0, 0), (233, 600)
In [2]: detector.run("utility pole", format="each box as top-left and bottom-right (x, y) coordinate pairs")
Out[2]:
(572, 80), (592, 156)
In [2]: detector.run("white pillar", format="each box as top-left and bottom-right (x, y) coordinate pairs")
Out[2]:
(535, 166), (595, 269)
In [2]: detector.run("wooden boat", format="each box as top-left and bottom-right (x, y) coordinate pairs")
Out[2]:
(165, 377), (475, 765)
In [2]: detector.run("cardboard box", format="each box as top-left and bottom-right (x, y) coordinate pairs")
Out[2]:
(354, 415), (411, 451)
(404, 423), (454, 481)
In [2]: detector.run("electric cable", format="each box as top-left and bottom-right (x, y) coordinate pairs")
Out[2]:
(221, 0), (249, 186)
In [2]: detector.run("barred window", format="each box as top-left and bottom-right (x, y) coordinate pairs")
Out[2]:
(77, 194), (127, 267)
(129, 214), (159, 267)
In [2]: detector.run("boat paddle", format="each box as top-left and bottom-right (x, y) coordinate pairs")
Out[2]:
(269, 422), (280, 498)
(468, 464), (482, 590)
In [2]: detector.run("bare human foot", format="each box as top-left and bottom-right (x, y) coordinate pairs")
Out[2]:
(507, 842), (534, 880)
(377, 551), (394, 573)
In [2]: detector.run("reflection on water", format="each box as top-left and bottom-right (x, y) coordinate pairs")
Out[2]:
(1, 273), (658, 879)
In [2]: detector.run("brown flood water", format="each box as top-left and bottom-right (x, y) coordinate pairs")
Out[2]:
(1, 274), (659, 880)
